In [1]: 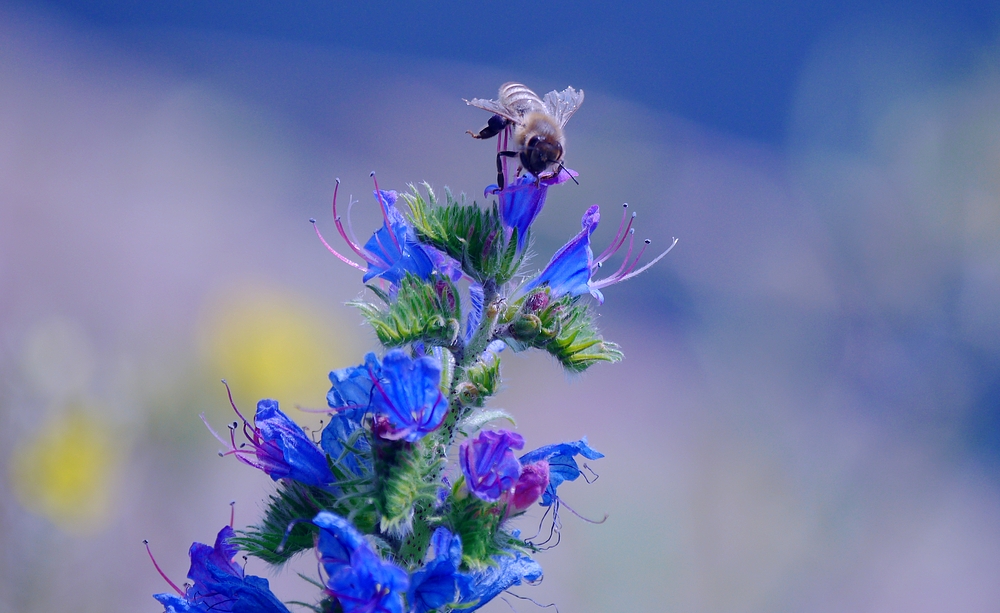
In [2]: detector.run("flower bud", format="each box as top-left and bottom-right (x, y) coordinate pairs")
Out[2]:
(455, 381), (480, 406)
(511, 314), (542, 341)
(525, 291), (550, 313)
(508, 460), (549, 514)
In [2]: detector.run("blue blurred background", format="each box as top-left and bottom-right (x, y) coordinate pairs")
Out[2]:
(2, 1), (1000, 611)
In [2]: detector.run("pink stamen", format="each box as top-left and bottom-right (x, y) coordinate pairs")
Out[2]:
(229, 500), (235, 528)
(311, 219), (363, 270)
(222, 380), (250, 427)
(593, 207), (636, 269)
(592, 237), (678, 289)
(593, 204), (635, 267)
(330, 179), (367, 260)
(609, 237), (678, 284)
(605, 229), (637, 280)
(201, 412), (231, 449)
(144, 540), (184, 596)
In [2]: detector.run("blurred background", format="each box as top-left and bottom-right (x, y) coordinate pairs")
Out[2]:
(2, 1), (1000, 611)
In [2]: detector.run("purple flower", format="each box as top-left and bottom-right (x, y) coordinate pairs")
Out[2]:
(462, 548), (543, 611)
(370, 350), (449, 442)
(205, 392), (334, 489)
(522, 203), (678, 305)
(153, 526), (292, 613)
(519, 437), (603, 506)
(408, 528), (474, 613)
(459, 430), (524, 502)
(485, 168), (576, 251)
(314, 512), (409, 613)
(313, 179), (460, 288)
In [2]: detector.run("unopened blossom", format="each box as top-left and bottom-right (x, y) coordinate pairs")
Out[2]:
(459, 430), (524, 502)
(505, 460), (550, 515)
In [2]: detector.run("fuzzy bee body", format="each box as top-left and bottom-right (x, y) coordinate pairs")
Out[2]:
(466, 82), (584, 188)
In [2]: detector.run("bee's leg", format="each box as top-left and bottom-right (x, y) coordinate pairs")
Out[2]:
(467, 114), (510, 140)
(496, 150), (519, 189)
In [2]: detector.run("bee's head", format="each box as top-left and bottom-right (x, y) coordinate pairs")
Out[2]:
(521, 135), (564, 176)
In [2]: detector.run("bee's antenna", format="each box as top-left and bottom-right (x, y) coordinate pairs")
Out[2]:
(558, 162), (579, 185)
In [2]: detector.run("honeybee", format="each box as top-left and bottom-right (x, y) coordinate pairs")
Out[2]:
(466, 82), (584, 189)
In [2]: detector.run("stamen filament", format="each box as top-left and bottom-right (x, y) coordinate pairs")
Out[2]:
(593, 205), (633, 266)
(311, 220), (363, 270)
(611, 237), (678, 284)
(371, 172), (402, 253)
(330, 180), (367, 259)
(144, 540), (184, 596)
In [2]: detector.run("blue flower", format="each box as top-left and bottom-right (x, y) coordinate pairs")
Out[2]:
(313, 180), (461, 289)
(153, 526), (292, 613)
(522, 205), (602, 302)
(327, 352), (381, 412)
(459, 430), (524, 502)
(519, 437), (604, 506)
(319, 409), (371, 478)
(314, 512), (409, 613)
(486, 168), (577, 251)
(323, 353), (380, 475)
(462, 549), (543, 611)
(361, 190), (437, 285)
(408, 528), (474, 613)
(206, 395), (334, 489)
(521, 203), (678, 305)
(370, 350), (449, 442)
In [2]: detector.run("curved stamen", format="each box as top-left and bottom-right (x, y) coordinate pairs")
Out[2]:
(311, 219), (364, 270)
(144, 540), (184, 596)
(331, 179), (367, 260)
(371, 171), (402, 253)
(593, 204), (634, 267)
(602, 229), (637, 281)
(605, 237), (678, 285)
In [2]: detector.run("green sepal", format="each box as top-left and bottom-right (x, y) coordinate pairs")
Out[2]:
(403, 184), (524, 285)
(443, 483), (530, 570)
(500, 292), (624, 373)
(351, 274), (462, 348)
(231, 481), (376, 566)
(373, 438), (443, 538)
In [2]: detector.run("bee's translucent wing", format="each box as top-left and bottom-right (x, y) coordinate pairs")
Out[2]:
(543, 86), (585, 129)
(464, 97), (520, 123)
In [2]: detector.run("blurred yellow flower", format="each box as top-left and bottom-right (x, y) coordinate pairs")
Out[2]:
(198, 284), (361, 416)
(9, 409), (119, 534)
